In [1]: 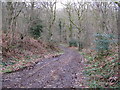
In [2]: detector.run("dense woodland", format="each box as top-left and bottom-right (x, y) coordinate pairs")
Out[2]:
(1, 0), (120, 88)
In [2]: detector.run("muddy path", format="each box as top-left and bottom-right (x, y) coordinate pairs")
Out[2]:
(2, 46), (88, 88)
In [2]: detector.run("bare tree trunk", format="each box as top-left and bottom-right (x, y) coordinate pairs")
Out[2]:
(73, 2), (85, 51)
(45, 1), (56, 41)
(6, 2), (23, 45)
(6, 2), (13, 31)
(65, 3), (73, 40)
(116, 3), (120, 46)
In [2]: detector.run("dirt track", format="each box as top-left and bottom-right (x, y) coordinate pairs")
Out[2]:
(2, 47), (88, 88)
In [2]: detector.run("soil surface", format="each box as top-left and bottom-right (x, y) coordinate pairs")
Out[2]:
(2, 46), (88, 88)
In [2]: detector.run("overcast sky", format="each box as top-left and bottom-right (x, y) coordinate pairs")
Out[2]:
(56, 0), (83, 9)
(56, 0), (118, 9)
(2, 0), (118, 2)
(1, 0), (119, 9)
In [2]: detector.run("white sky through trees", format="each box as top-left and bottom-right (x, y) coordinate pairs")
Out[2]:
(1, 0), (120, 9)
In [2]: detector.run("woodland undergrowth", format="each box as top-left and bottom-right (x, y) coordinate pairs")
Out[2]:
(81, 46), (119, 88)
(1, 32), (61, 73)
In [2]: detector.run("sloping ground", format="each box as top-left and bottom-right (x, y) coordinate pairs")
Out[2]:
(2, 47), (88, 88)
(2, 33), (47, 61)
(81, 46), (119, 88)
(2, 33), (59, 73)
